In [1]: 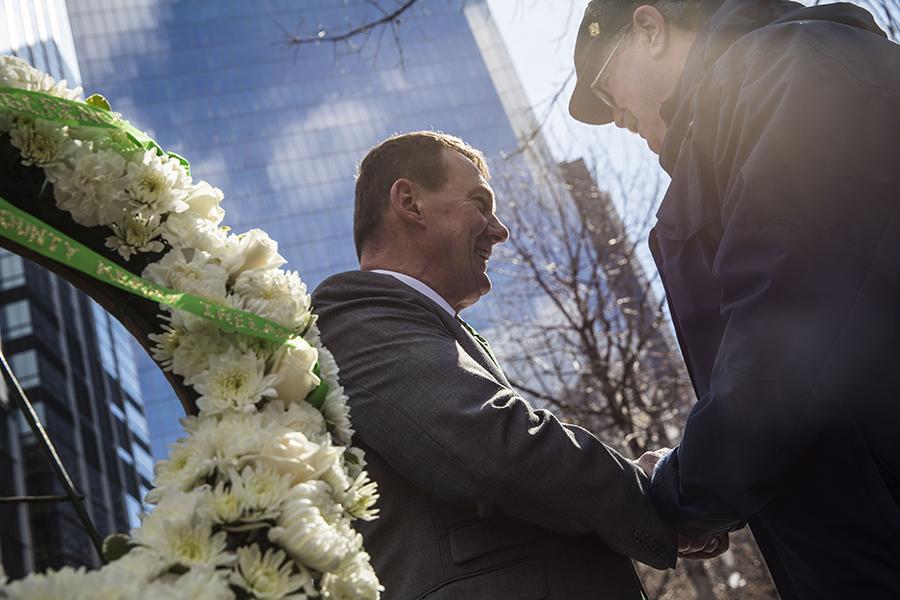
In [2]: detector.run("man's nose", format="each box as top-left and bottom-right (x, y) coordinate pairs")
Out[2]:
(488, 213), (510, 244)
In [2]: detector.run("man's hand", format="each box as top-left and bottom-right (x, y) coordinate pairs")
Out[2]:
(635, 447), (671, 479)
(678, 534), (730, 560)
(635, 448), (729, 559)
(677, 534), (730, 560)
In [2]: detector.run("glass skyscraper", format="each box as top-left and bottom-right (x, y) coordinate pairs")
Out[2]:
(0, 0), (152, 579)
(63, 0), (553, 460)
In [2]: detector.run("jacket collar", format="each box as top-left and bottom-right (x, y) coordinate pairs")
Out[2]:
(656, 0), (882, 173)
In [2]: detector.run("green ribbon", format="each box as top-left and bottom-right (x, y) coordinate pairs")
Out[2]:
(0, 86), (330, 405)
(0, 195), (332, 406)
(0, 194), (296, 344)
(0, 86), (189, 174)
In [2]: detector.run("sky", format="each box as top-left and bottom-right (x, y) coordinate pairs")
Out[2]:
(484, 0), (657, 162)
(483, 0), (668, 280)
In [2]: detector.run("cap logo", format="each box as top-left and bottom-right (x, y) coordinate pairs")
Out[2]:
(589, 22), (601, 37)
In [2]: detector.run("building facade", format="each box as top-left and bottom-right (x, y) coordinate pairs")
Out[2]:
(63, 0), (550, 460)
(0, 0), (152, 579)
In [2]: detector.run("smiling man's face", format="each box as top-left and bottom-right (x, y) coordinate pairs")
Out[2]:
(420, 149), (509, 312)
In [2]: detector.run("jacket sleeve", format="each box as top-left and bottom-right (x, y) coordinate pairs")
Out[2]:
(649, 38), (900, 536)
(313, 278), (677, 568)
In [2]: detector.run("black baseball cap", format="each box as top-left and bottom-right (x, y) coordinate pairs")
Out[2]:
(569, 1), (638, 125)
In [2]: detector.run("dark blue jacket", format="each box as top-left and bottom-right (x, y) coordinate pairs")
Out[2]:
(646, 1), (900, 597)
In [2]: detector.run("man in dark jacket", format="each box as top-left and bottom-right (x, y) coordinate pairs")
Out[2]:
(570, 0), (900, 598)
(312, 131), (733, 598)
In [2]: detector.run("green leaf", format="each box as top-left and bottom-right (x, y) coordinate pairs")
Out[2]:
(102, 533), (135, 563)
(84, 93), (111, 111)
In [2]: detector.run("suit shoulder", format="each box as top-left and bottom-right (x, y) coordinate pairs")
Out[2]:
(314, 270), (399, 301)
(312, 270), (437, 317)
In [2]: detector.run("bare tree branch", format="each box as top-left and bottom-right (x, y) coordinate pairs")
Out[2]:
(284, 0), (420, 46)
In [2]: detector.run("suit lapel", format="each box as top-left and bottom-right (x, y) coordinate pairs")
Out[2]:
(370, 272), (513, 388)
(448, 316), (512, 388)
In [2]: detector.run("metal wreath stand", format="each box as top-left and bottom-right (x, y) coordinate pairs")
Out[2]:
(0, 350), (105, 561)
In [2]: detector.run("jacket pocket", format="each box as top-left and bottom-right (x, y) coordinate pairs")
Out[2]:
(417, 556), (547, 600)
(448, 519), (540, 564)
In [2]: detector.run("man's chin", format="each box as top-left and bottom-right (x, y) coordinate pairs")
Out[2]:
(469, 272), (492, 302)
(479, 275), (492, 297)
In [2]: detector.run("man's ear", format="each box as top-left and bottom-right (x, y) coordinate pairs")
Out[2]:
(633, 5), (668, 59)
(389, 178), (426, 227)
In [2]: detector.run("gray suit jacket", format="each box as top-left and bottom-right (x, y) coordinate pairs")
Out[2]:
(312, 271), (676, 599)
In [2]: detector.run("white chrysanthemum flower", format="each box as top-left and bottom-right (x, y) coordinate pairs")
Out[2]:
(270, 338), (320, 404)
(268, 481), (362, 573)
(0, 55), (82, 100)
(321, 551), (383, 600)
(321, 384), (354, 447)
(184, 180), (225, 224)
(8, 117), (75, 166)
(162, 210), (229, 255)
(205, 412), (274, 472)
(314, 344), (355, 446)
(302, 319), (322, 347)
(262, 400), (327, 441)
(103, 546), (168, 582)
(148, 322), (181, 371)
(198, 465), (293, 525)
(45, 147), (129, 226)
(125, 149), (190, 216)
(190, 345), (280, 416)
(143, 567), (235, 600)
(200, 476), (244, 524)
(4, 566), (89, 600)
(133, 491), (235, 570)
(106, 212), (166, 260)
(73, 567), (145, 600)
(316, 343), (340, 382)
(233, 465), (294, 521)
(169, 321), (233, 379)
(342, 446), (368, 481)
(221, 229), (286, 277)
(252, 429), (342, 487)
(234, 268), (311, 331)
(230, 544), (312, 600)
(323, 465), (379, 522)
(143, 248), (229, 302)
(147, 435), (215, 504)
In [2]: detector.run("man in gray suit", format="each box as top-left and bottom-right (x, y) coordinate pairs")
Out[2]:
(312, 131), (719, 599)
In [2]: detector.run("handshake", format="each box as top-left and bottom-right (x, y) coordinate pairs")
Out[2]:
(636, 448), (730, 560)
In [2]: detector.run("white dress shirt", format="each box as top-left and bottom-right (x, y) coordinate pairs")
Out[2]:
(370, 269), (456, 317)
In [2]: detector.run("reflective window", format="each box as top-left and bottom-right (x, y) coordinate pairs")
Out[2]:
(124, 399), (150, 445)
(0, 251), (26, 290)
(112, 321), (142, 400)
(132, 442), (154, 483)
(116, 445), (133, 465)
(90, 301), (117, 378)
(109, 400), (126, 423)
(124, 493), (142, 529)
(9, 350), (40, 389)
(1, 300), (33, 340)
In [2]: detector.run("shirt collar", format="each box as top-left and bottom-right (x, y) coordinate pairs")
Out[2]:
(370, 269), (456, 317)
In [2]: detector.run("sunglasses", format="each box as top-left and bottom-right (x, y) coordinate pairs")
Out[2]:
(589, 29), (630, 111)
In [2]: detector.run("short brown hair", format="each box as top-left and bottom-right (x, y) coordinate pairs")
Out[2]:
(353, 131), (490, 259)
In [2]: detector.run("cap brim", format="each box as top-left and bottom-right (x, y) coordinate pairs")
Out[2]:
(568, 75), (614, 126)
